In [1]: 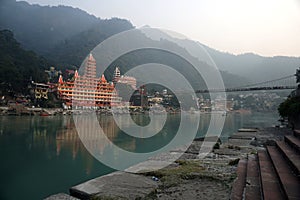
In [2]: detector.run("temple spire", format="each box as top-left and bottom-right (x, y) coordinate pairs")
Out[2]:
(113, 67), (121, 83)
(74, 70), (79, 79)
(101, 74), (107, 83)
(88, 53), (95, 61)
(58, 75), (63, 84)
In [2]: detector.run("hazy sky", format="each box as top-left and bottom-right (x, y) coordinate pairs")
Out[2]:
(23, 0), (300, 57)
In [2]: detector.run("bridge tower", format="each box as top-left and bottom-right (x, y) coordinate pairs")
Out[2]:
(296, 67), (300, 84)
(292, 67), (300, 97)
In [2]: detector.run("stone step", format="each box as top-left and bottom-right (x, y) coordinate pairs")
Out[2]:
(245, 155), (261, 200)
(276, 141), (300, 176)
(69, 171), (158, 199)
(285, 135), (300, 154)
(294, 130), (300, 138)
(230, 159), (247, 200)
(267, 146), (300, 200)
(257, 150), (284, 200)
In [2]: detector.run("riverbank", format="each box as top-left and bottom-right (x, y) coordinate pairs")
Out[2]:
(0, 105), (255, 116)
(45, 127), (292, 200)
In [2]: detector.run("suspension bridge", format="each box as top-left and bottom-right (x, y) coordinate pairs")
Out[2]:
(195, 74), (298, 93)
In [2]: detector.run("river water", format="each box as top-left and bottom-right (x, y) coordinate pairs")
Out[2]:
(0, 112), (279, 200)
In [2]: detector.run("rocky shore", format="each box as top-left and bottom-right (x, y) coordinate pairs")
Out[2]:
(45, 127), (293, 200)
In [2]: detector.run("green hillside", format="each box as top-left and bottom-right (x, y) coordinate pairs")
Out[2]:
(0, 30), (48, 94)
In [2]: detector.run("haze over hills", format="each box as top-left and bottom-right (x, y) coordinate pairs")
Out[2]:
(204, 47), (300, 82)
(153, 31), (300, 82)
(0, 0), (134, 55)
(1, 0), (299, 90)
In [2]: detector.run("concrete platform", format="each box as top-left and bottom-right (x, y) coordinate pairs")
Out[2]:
(44, 193), (79, 200)
(69, 171), (158, 199)
(125, 159), (174, 173)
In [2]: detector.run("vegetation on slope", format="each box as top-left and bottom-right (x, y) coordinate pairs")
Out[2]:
(0, 30), (48, 94)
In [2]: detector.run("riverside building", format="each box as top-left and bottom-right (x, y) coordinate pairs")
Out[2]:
(57, 54), (121, 109)
(112, 67), (137, 90)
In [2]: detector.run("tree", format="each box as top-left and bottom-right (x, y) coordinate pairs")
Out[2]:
(278, 96), (300, 118)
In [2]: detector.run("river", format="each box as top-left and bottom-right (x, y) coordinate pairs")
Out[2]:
(0, 112), (279, 200)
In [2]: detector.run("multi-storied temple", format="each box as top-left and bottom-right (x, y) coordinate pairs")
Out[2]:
(57, 54), (121, 108)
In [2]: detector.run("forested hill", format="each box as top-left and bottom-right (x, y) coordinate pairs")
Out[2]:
(0, 0), (134, 56)
(46, 18), (134, 68)
(0, 30), (48, 93)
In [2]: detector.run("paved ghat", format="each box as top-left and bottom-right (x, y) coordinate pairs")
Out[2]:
(46, 127), (300, 200)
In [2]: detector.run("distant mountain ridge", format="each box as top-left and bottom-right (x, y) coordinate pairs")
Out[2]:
(1, 0), (299, 88)
(154, 31), (300, 83)
(203, 46), (300, 82)
(127, 28), (300, 84)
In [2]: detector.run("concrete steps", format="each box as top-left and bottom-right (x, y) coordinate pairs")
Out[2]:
(245, 155), (261, 200)
(285, 135), (300, 154)
(230, 159), (248, 200)
(276, 141), (300, 176)
(267, 146), (300, 199)
(231, 130), (300, 200)
(258, 150), (284, 200)
(294, 130), (300, 138)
